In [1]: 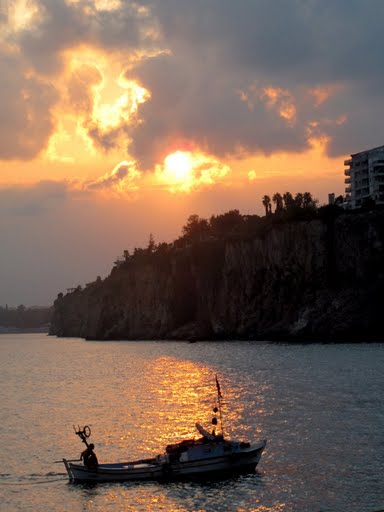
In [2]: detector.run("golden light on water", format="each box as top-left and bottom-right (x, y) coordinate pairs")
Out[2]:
(137, 357), (264, 456)
(144, 357), (215, 444)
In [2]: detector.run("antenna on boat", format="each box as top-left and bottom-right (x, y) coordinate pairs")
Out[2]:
(214, 375), (224, 438)
(73, 425), (92, 447)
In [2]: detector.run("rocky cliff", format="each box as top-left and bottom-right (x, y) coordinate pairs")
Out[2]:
(50, 210), (384, 341)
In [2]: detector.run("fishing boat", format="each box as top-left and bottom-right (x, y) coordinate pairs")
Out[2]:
(62, 377), (267, 483)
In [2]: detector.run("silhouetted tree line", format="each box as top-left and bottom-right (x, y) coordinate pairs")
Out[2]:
(60, 187), (382, 295)
(104, 191), (364, 276)
(262, 191), (317, 215)
(0, 305), (52, 328)
(109, 191), (325, 272)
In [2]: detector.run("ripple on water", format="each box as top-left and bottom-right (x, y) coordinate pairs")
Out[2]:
(0, 335), (383, 512)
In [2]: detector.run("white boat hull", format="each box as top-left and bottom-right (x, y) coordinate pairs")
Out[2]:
(63, 440), (266, 483)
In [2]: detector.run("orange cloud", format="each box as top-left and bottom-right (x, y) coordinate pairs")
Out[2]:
(308, 85), (341, 107)
(39, 46), (151, 166)
(87, 160), (141, 194)
(239, 82), (296, 126)
(261, 86), (296, 125)
(6, 0), (42, 33)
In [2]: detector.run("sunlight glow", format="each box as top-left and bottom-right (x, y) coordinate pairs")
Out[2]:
(262, 86), (296, 125)
(42, 47), (151, 164)
(239, 82), (296, 125)
(156, 150), (230, 193)
(66, 50), (151, 131)
(94, 80), (149, 130)
(86, 160), (141, 195)
(308, 85), (341, 107)
(7, 0), (41, 31)
(163, 151), (194, 185)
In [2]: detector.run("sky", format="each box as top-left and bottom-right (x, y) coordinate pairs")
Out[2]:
(1, 0), (383, 306)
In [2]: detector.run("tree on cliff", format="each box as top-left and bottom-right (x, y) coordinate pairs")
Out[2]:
(283, 192), (295, 210)
(210, 210), (243, 238)
(147, 233), (156, 252)
(262, 195), (272, 216)
(294, 193), (304, 208)
(272, 193), (284, 212)
(182, 214), (210, 243)
(303, 192), (317, 210)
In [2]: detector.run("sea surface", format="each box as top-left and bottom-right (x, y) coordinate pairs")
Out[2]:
(0, 334), (383, 512)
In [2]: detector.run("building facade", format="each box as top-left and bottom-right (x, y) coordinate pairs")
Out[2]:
(344, 145), (384, 209)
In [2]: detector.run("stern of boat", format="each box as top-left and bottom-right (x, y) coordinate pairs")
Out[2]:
(62, 459), (74, 482)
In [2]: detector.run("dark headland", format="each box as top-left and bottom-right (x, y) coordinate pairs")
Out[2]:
(49, 203), (384, 342)
(0, 305), (52, 333)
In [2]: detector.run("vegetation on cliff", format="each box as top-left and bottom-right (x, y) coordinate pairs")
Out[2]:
(0, 305), (52, 330)
(50, 194), (384, 342)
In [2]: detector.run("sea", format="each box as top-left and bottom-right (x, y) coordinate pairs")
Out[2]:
(0, 334), (383, 512)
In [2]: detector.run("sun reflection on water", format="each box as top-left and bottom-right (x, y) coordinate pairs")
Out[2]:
(4, 337), (382, 511)
(140, 356), (266, 451)
(144, 357), (217, 445)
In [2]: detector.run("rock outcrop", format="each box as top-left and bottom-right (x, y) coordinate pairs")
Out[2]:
(50, 210), (384, 341)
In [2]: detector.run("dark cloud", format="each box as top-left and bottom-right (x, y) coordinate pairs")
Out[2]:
(125, 0), (384, 165)
(127, 52), (309, 170)
(66, 64), (102, 115)
(1, 0), (384, 164)
(17, 0), (157, 75)
(0, 0), (157, 161)
(87, 161), (137, 190)
(0, 180), (68, 215)
(0, 53), (57, 160)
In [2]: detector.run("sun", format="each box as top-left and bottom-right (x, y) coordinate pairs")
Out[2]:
(155, 149), (231, 193)
(160, 151), (195, 191)
(164, 151), (193, 182)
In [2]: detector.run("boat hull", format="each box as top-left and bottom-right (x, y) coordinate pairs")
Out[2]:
(63, 440), (266, 483)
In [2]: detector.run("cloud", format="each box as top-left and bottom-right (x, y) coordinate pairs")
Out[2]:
(86, 160), (141, 192)
(66, 63), (103, 115)
(125, 0), (384, 165)
(1, 0), (384, 165)
(15, 0), (158, 75)
(0, 180), (68, 215)
(0, 0), (157, 161)
(154, 150), (231, 193)
(0, 162), (140, 217)
(0, 52), (57, 160)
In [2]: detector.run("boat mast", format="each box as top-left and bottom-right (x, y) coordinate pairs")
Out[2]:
(215, 375), (224, 438)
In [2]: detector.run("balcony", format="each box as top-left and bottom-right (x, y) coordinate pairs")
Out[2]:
(345, 186), (352, 193)
(344, 177), (351, 184)
(344, 168), (351, 176)
(344, 158), (352, 165)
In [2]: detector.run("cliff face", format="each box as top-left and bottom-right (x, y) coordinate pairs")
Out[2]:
(50, 211), (384, 341)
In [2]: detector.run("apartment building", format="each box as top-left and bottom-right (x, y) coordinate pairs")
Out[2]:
(344, 145), (384, 209)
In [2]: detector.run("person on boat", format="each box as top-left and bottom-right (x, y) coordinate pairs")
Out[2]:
(81, 443), (98, 469)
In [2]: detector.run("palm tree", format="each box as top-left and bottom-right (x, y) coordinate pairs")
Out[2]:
(283, 192), (294, 210)
(303, 192), (314, 208)
(272, 192), (283, 212)
(294, 192), (304, 208)
(262, 195), (271, 216)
